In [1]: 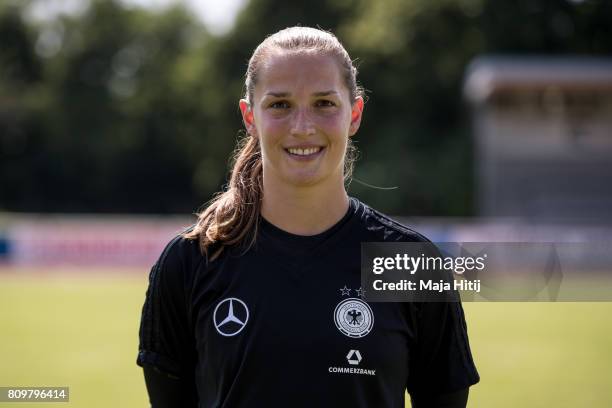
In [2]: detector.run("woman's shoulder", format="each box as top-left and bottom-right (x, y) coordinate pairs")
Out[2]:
(153, 225), (206, 276)
(351, 197), (431, 243)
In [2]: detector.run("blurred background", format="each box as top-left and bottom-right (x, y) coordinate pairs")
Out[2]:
(1, 0), (611, 406)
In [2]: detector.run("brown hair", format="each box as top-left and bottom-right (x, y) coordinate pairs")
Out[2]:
(185, 26), (363, 260)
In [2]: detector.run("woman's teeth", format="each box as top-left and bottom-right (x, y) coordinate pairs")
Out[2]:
(287, 147), (321, 156)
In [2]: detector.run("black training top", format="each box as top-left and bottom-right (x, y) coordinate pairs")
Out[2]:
(137, 198), (479, 407)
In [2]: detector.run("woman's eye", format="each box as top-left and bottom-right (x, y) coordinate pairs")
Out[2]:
(316, 100), (335, 107)
(270, 101), (290, 109)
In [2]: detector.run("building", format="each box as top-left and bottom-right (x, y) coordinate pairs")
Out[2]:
(464, 56), (612, 222)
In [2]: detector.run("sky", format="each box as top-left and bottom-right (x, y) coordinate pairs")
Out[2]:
(24, 0), (247, 35)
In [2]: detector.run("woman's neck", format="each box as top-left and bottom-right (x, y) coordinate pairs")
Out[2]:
(261, 181), (349, 236)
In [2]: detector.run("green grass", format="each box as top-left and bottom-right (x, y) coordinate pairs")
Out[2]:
(1, 271), (611, 407)
(0, 272), (149, 408)
(464, 302), (612, 407)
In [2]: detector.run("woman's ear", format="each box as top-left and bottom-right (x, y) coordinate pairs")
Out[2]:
(239, 99), (257, 137)
(348, 97), (364, 137)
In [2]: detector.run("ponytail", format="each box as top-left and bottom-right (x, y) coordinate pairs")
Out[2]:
(184, 135), (262, 260)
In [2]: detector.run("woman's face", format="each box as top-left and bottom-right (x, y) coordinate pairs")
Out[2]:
(240, 51), (363, 189)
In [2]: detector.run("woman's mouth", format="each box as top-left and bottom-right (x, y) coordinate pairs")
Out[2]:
(285, 146), (325, 158)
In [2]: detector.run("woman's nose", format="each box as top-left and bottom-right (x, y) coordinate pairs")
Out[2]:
(290, 108), (315, 137)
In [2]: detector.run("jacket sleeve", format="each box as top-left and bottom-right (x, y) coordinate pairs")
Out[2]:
(406, 299), (480, 400)
(137, 235), (199, 405)
(411, 387), (469, 408)
(142, 365), (197, 408)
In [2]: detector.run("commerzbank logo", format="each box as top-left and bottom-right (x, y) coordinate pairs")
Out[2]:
(346, 350), (362, 365)
(328, 349), (375, 376)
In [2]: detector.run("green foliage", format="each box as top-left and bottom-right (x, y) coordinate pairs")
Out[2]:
(1, 0), (611, 214)
(0, 6), (41, 87)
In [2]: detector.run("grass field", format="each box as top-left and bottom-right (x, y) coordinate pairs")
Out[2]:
(1, 270), (611, 407)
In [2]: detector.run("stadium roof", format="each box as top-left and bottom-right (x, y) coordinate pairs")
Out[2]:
(464, 56), (612, 103)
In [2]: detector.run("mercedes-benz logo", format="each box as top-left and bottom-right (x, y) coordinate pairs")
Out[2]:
(213, 297), (249, 337)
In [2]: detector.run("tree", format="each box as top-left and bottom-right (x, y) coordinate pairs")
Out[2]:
(1, 0), (610, 215)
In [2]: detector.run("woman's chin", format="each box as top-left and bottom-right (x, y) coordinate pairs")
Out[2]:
(285, 173), (323, 187)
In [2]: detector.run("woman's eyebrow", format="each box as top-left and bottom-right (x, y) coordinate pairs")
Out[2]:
(264, 92), (289, 97)
(313, 90), (338, 97)
(263, 90), (339, 98)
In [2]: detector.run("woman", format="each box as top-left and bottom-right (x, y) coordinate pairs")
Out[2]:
(137, 26), (479, 407)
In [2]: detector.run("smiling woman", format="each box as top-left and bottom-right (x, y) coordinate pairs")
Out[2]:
(240, 51), (364, 232)
(136, 26), (479, 408)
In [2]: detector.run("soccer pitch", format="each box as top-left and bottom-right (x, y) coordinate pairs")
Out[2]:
(1, 271), (611, 407)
